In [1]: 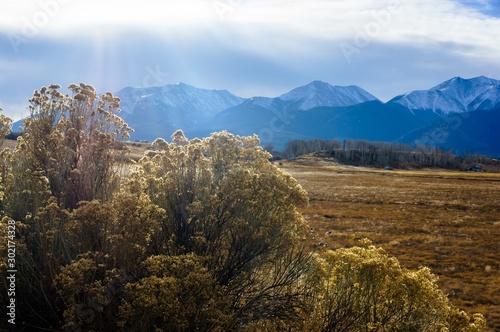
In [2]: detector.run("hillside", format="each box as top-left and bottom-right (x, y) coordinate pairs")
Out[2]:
(400, 107), (500, 157)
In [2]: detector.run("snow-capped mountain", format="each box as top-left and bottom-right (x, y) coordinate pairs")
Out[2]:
(389, 76), (500, 115)
(207, 81), (380, 148)
(468, 85), (500, 111)
(236, 81), (378, 112)
(115, 83), (245, 140)
(120, 82), (245, 117)
(222, 81), (377, 120)
(116, 81), (379, 142)
(111, 77), (498, 155)
(116, 82), (245, 126)
(279, 80), (379, 109)
(11, 76), (499, 156)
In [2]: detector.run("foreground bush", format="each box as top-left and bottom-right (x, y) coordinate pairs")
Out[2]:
(0, 85), (487, 331)
(124, 130), (312, 330)
(304, 240), (486, 331)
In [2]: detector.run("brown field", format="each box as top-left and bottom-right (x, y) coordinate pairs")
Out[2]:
(280, 156), (500, 331)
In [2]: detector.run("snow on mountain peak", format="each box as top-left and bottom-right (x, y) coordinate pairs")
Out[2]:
(279, 81), (378, 109)
(116, 82), (245, 122)
(433, 76), (499, 91)
(390, 76), (500, 115)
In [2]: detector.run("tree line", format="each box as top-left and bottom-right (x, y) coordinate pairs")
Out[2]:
(0, 84), (487, 331)
(284, 138), (499, 170)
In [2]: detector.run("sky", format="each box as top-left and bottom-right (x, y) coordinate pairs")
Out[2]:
(0, 0), (500, 120)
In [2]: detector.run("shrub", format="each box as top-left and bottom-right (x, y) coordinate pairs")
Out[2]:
(119, 254), (232, 331)
(15, 83), (131, 211)
(0, 107), (12, 212)
(305, 239), (487, 332)
(128, 130), (313, 329)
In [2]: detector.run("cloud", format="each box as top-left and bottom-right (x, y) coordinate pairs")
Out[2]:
(0, 0), (214, 31)
(1, 1), (498, 61)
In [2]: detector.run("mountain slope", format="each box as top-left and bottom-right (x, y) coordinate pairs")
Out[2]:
(210, 101), (437, 150)
(229, 81), (379, 115)
(388, 76), (500, 115)
(279, 80), (379, 110)
(400, 107), (500, 157)
(115, 83), (245, 141)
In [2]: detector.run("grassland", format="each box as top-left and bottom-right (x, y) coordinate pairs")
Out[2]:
(281, 156), (500, 331)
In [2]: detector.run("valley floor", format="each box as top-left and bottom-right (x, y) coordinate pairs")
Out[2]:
(281, 157), (500, 331)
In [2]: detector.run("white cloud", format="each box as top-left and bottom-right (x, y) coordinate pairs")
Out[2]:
(1, 0), (498, 54)
(0, 0), (216, 34)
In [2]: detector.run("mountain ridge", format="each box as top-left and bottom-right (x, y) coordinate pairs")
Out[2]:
(278, 80), (379, 109)
(10, 76), (500, 156)
(388, 76), (500, 115)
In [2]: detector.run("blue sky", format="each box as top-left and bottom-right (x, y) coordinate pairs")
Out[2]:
(1, 0), (500, 120)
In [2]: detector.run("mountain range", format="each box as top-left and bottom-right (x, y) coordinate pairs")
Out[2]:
(12, 76), (500, 157)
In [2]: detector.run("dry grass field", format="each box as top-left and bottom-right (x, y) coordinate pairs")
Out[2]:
(281, 156), (500, 331)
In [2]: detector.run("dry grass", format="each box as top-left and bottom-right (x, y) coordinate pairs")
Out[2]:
(3, 139), (151, 161)
(124, 141), (153, 161)
(280, 156), (500, 331)
(2, 138), (17, 150)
